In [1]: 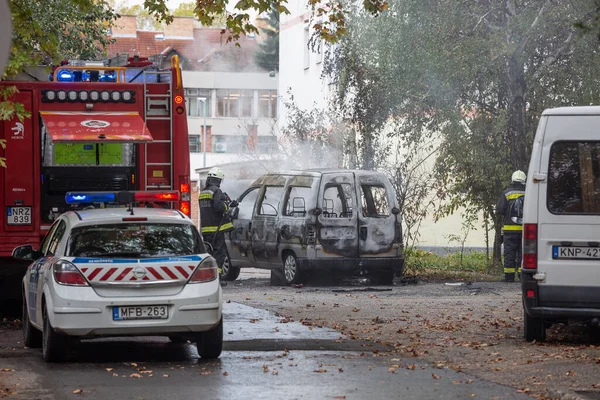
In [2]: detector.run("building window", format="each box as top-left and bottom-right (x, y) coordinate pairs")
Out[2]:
(217, 89), (254, 118)
(213, 135), (227, 153)
(303, 26), (310, 69)
(257, 136), (278, 154)
(259, 90), (277, 118)
(211, 135), (247, 153)
(189, 135), (201, 153)
(185, 88), (210, 117)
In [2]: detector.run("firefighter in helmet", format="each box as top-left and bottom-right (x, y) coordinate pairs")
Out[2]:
(496, 170), (526, 282)
(199, 167), (237, 276)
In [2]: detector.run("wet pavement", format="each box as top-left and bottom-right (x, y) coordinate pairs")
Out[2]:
(0, 298), (533, 400)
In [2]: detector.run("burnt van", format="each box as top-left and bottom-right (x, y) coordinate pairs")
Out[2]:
(522, 106), (600, 342)
(221, 169), (404, 285)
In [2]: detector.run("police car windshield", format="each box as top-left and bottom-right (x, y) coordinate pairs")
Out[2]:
(68, 223), (205, 258)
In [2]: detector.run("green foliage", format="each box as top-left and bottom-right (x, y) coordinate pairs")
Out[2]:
(404, 248), (498, 279)
(255, 6), (279, 72)
(326, 0), (600, 255)
(7, 0), (118, 78)
(172, 2), (197, 17)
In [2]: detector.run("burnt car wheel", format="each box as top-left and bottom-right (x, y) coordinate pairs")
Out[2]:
(283, 252), (302, 284)
(523, 311), (546, 342)
(196, 319), (223, 359)
(370, 269), (395, 286)
(220, 251), (240, 281)
(42, 306), (68, 362)
(22, 293), (42, 348)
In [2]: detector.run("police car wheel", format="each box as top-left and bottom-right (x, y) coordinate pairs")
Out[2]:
(283, 253), (302, 284)
(22, 294), (41, 348)
(196, 318), (223, 359)
(42, 307), (67, 362)
(523, 312), (546, 342)
(220, 251), (240, 281)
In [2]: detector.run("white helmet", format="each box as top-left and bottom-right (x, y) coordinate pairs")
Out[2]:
(511, 170), (526, 184)
(207, 167), (225, 180)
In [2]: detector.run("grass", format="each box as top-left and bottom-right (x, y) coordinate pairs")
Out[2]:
(404, 248), (504, 282)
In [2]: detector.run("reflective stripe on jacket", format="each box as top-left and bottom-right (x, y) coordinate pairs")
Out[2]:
(496, 182), (525, 233)
(199, 184), (233, 233)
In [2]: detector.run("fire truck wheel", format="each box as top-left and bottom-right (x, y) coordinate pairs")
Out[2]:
(220, 251), (240, 281)
(22, 294), (42, 348)
(196, 319), (223, 359)
(42, 306), (67, 362)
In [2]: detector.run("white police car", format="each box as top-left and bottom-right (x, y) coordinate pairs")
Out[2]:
(13, 191), (222, 362)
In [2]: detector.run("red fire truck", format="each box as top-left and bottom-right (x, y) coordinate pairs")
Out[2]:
(0, 56), (191, 306)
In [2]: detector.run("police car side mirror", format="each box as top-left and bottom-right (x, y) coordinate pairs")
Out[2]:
(12, 245), (36, 260)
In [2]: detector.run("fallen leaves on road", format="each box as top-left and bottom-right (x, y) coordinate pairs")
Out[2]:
(263, 365), (269, 373)
(129, 373), (142, 379)
(73, 389), (82, 394)
(223, 372), (229, 376)
(432, 374), (440, 380)
(388, 367), (396, 373)
(313, 369), (327, 373)
(105, 368), (113, 372)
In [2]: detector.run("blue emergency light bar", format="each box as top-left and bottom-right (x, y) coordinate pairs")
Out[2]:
(65, 191), (180, 204)
(65, 192), (116, 204)
(57, 71), (74, 82)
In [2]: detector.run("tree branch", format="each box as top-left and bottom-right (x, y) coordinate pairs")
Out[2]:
(530, 30), (576, 83)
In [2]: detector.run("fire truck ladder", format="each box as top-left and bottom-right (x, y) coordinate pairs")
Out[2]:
(143, 70), (173, 191)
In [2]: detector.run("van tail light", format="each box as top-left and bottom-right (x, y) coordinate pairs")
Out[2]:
(523, 223), (538, 270)
(188, 257), (218, 283)
(53, 260), (89, 286)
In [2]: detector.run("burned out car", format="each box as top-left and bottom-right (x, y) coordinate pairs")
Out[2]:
(222, 169), (404, 285)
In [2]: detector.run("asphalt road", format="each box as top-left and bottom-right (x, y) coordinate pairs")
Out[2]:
(0, 301), (531, 400)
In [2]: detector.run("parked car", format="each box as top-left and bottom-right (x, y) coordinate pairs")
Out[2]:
(222, 169), (404, 285)
(522, 106), (600, 342)
(14, 195), (222, 362)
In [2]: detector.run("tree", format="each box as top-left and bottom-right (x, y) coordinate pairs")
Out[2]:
(255, 6), (279, 72)
(326, 0), (600, 260)
(172, 2), (196, 17)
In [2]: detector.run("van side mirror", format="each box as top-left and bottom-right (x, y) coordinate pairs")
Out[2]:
(392, 207), (400, 215)
(12, 245), (38, 260)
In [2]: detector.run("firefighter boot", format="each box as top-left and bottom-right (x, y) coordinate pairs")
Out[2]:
(503, 273), (515, 282)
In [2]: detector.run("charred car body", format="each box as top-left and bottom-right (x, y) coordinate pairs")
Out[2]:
(222, 169), (404, 284)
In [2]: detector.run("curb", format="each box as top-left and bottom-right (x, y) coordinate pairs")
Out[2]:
(546, 389), (595, 400)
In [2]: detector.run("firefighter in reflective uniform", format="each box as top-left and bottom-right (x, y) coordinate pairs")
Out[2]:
(199, 167), (237, 276)
(496, 170), (526, 282)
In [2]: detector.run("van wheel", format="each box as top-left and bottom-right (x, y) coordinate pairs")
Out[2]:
(220, 251), (240, 281)
(22, 294), (42, 348)
(282, 253), (302, 284)
(524, 312), (546, 342)
(196, 319), (223, 359)
(42, 307), (68, 362)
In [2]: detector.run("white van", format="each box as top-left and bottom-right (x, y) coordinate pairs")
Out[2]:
(522, 106), (600, 342)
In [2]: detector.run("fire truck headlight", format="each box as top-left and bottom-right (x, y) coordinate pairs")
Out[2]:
(57, 90), (67, 101)
(45, 91), (56, 101)
(111, 91), (121, 102)
(100, 91), (110, 102)
(122, 91), (133, 102)
(89, 91), (99, 101)
(79, 91), (89, 101)
(68, 91), (78, 101)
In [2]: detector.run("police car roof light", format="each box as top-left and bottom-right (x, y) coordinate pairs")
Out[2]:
(65, 192), (116, 204)
(133, 191), (180, 202)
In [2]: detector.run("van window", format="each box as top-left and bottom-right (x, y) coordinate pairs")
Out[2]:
(237, 187), (259, 219)
(283, 186), (311, 217)
(322, 184), (354, 218)
(361, 185), (390, 217)
(258, 186), (285, 216)
(548, 141), (600, 214)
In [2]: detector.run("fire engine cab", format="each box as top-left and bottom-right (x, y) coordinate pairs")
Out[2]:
(0, 56), (191, 305)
